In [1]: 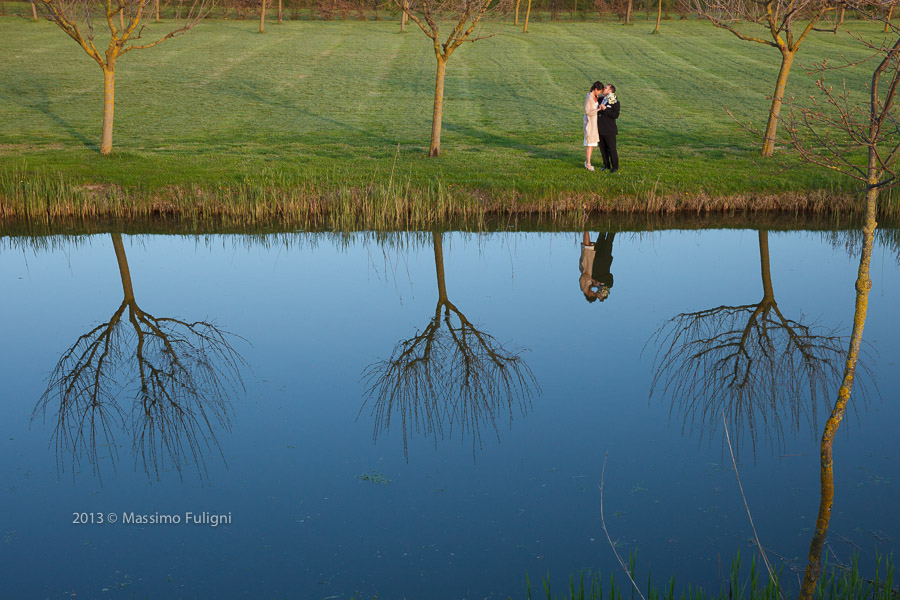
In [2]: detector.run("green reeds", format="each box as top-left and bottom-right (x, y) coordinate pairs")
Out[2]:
(526, 553), (896, 600)
(3, 166), (899, 232)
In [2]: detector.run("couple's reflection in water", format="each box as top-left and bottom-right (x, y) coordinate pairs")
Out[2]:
(360, 231), (539, 460)
(579, 232), (615, 303)
(34, 233), (246, 483)
(649, 228), (879, 594)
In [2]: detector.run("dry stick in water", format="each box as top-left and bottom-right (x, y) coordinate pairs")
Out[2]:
(722, 411), (782, 597)
(599, 453), (648, 600)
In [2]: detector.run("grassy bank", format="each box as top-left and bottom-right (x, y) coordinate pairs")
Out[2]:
(4, 166), (895, 231)
(0, 19), (894, 220)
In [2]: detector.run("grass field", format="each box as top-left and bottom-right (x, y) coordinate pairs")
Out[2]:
(0, 17), (890, 218)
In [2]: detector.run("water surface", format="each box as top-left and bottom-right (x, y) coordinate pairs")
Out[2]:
(1, 228), (897, 599)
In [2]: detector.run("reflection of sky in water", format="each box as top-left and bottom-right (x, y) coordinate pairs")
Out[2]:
(0, 230), (897, 599)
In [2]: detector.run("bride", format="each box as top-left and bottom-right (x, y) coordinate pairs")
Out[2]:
(583, 81), (604, 171)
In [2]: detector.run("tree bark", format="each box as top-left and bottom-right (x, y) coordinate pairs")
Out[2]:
(798, 171), (878, 600)
(762, 49), (794, 157)
(514, 0), (520, 24)
(886, 6), (893, 33)
(259, 0), (268, 32)
(625, 0), (632, 23)
(523, 0), (532, 31)
(401, 0), (408, 31)
(278, 0), (283, 23)
(155, 0), (160, 22)
(101, 66), (116, 156)
(30, 0), (38, 20)
(111, 233), (136, 303)
(432, 231), (448, 303)
(758, 231), (774, 301)
(429, 57), (447, 157)
(653, 0), (661, 32)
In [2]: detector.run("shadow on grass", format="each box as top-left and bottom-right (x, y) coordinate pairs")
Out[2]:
(442, 120), (571, 164)
(0, 78), (97, 151)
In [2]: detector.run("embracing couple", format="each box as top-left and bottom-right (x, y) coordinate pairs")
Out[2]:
(583, 81), (620, 172)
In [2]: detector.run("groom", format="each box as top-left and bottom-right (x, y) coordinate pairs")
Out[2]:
(597, 84), (620, 173)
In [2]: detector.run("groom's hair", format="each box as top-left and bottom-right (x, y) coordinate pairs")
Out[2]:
(590, 81), (604, 92)
(606, 84), (616, 93)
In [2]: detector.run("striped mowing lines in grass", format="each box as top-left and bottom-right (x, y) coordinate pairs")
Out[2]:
(0, 19), (885, 197)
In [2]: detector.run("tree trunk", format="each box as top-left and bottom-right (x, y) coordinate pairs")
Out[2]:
(155, 0), (159, 22)
(653, 0), (661, 33)
(762, 49), (794, 157)
(523, 0), (532, 32)
(573, 0), (577, 17)
(259, 0), (268, 32)
(429, 57), (447, 157)
(401, 0), (408, 31)
(758, 231), (774, 302)
(514, 0), (520, 24)
(798, 169), (878, 600)
(119, 7), (125, 31)
(278, 0), (283, 23)
(30, 0), (38, 21)
(838, 4), (844, 25)
(885, 6), (893, 33)
(624, 0), (632, 23)
(112, 233), (136, 303)
(432, 231), (448, 303)
(101, 66), (116, 156)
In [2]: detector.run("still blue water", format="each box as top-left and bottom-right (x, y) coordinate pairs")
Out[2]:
(0, 229), (897, 599)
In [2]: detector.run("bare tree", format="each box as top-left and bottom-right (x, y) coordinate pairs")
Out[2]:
(400, 0), (410, 29)
(693, 0), (833, 156)
(784, 5), (900, 596)
(36, 0), (209, 155)
(360, 232), (538, 459)
(398, 0), (508, 156)
(653, 0), (662, 32)
(259, 0), (267, 30)
(33, 233), (245, 482)
(649, 230), (848, 455)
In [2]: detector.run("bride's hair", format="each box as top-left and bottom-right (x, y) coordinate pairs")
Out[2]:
(590, 81), (604, 92)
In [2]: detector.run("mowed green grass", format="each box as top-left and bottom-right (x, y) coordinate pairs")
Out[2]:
(0, 18), (882, 197)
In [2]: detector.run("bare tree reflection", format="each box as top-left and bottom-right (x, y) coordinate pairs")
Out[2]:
(360, 232), (539, 460)
(649, 230), (851, 454)
(34, 233), (245, 482)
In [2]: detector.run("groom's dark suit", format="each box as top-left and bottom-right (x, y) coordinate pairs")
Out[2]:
(597, 98), (620, 171)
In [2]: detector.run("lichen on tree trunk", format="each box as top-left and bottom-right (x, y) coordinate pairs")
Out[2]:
(798, 170), (878, 600)
(762, 49), (794, 157)
(429, 58), (447, 157)
(101, 66), (116, 156)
